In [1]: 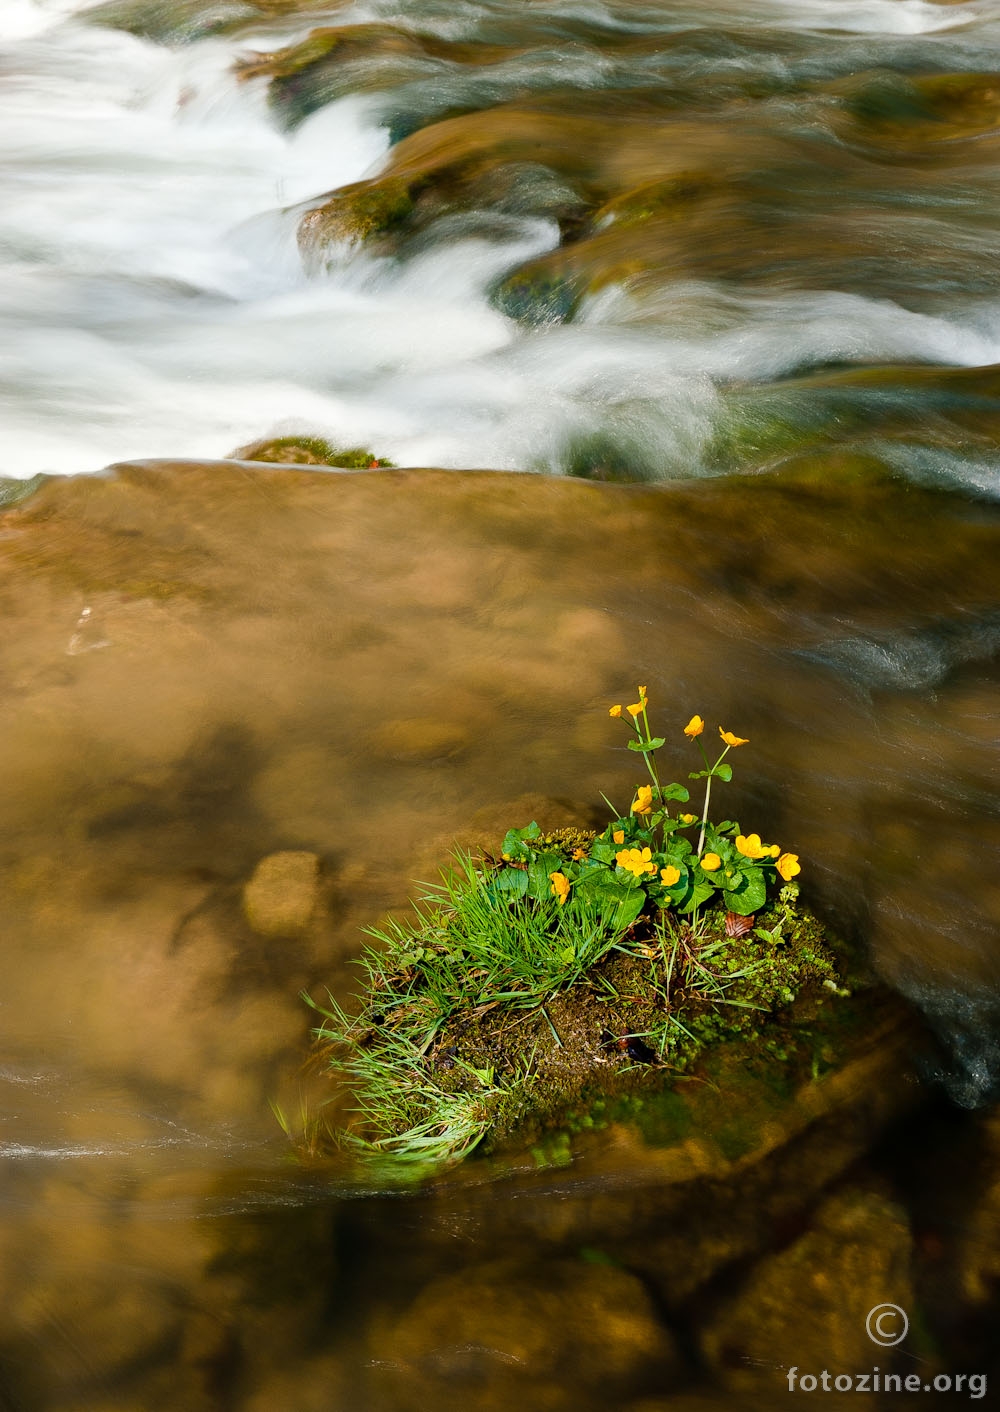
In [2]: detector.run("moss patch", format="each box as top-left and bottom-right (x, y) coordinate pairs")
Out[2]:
(228, 436), (395, 468)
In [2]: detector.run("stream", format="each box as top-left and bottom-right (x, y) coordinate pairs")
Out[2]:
(2, 0), (1000, 1408)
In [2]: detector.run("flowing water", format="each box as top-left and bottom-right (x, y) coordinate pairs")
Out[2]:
(2, 1), (1000, 1409)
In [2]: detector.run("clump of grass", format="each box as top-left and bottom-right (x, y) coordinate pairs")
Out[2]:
(304, 687), (841, 1175)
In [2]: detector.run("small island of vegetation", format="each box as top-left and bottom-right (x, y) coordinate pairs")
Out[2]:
(306, 690), (845, 1174)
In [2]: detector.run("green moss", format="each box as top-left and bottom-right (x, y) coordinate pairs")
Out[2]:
(491, 260), (583, 326)
(305, 178), (415, 246)
(228, 436), (395, 468)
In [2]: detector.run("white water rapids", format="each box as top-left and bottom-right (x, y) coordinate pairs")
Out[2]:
(5, 0), (1000, 477)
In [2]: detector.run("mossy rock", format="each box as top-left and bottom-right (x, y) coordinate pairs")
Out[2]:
(298, 178), (416, 254)
(491, 260), (584, 326)
(228, 436), (395, 468)
(708, 362), (1000, 474)
(308, 824), (913, 1180)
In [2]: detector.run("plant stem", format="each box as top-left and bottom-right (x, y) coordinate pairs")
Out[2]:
(696, 745), (731, 856)
(637, 706), (662, 797)
(696, 775), (712, 856)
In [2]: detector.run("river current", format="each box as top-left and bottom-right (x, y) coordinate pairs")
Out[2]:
(5, 0), (1000, 480)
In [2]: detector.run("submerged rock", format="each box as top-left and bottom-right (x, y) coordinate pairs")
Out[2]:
(700, 1185), (914, 1389)
(85, 0), (335, 44)
(366, 1254), (679, 1412)
(243, 850), (320, 937)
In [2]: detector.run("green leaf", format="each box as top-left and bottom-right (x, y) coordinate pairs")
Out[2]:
(679, 881), (716, 914)
(628, 737), (665, 752)
(589, 842), (617, 864)
(688, 770), (709, 780)
(723, 868), (767, 914)
(660, 782), (690, 803)
(491, 867), (528, 896)
(602, 887), (646, 931)
(714, 763), (733, 783)
(501, 821), (541, 859)
(559, 945), (576, 965)
(527, 856), (560, 901)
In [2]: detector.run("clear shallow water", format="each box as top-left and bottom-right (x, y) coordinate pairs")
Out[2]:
(5, 0), (1000, 477)
(0, 460), (997, 1409)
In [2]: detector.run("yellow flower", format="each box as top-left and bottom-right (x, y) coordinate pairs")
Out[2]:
(612, 829), (625, 845)
(549, 871), (570, 905)
(631, 785), (653, 815)
(719, 727), (749, 748)
(626, 701), (644, 717)
(638, 685), (648, 700)
(700, 852), (722, 871)
(735, 833), (768, 860)
(679, 813), (698, 825)
(776, 853), (801, 881)
(660, 865), (681, 886)
(684, 715), (704, 737)
(609, 704), (622, 718)
(767, 844), (780, 857)
(571, 847), (588, 861)
(616, 846), (655, 878)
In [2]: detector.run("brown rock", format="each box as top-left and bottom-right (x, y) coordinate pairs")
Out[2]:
(242, 850), (320, 937)
(700, 1185), (914, 1391)
(367, 1255), (678, 1411)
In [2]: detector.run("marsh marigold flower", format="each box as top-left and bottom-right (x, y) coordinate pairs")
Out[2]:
(631, 785), (653, 815)
(776, 853), (801, 881)
(626, 701), (644, 718)
(549, 871), (570, 905)
(609, 704), (622, 718)
(612, 829), (625, 844)
(736, 833), (769, 860)
(660, 865), (681, 886)
(638, 685), (648, 700)
(680, 813), (698, 825)
(719, 727), (749, 748)
(616, 846), (655, 878)
(700, 852), (722, 871)
(684, 715), (704, 737)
